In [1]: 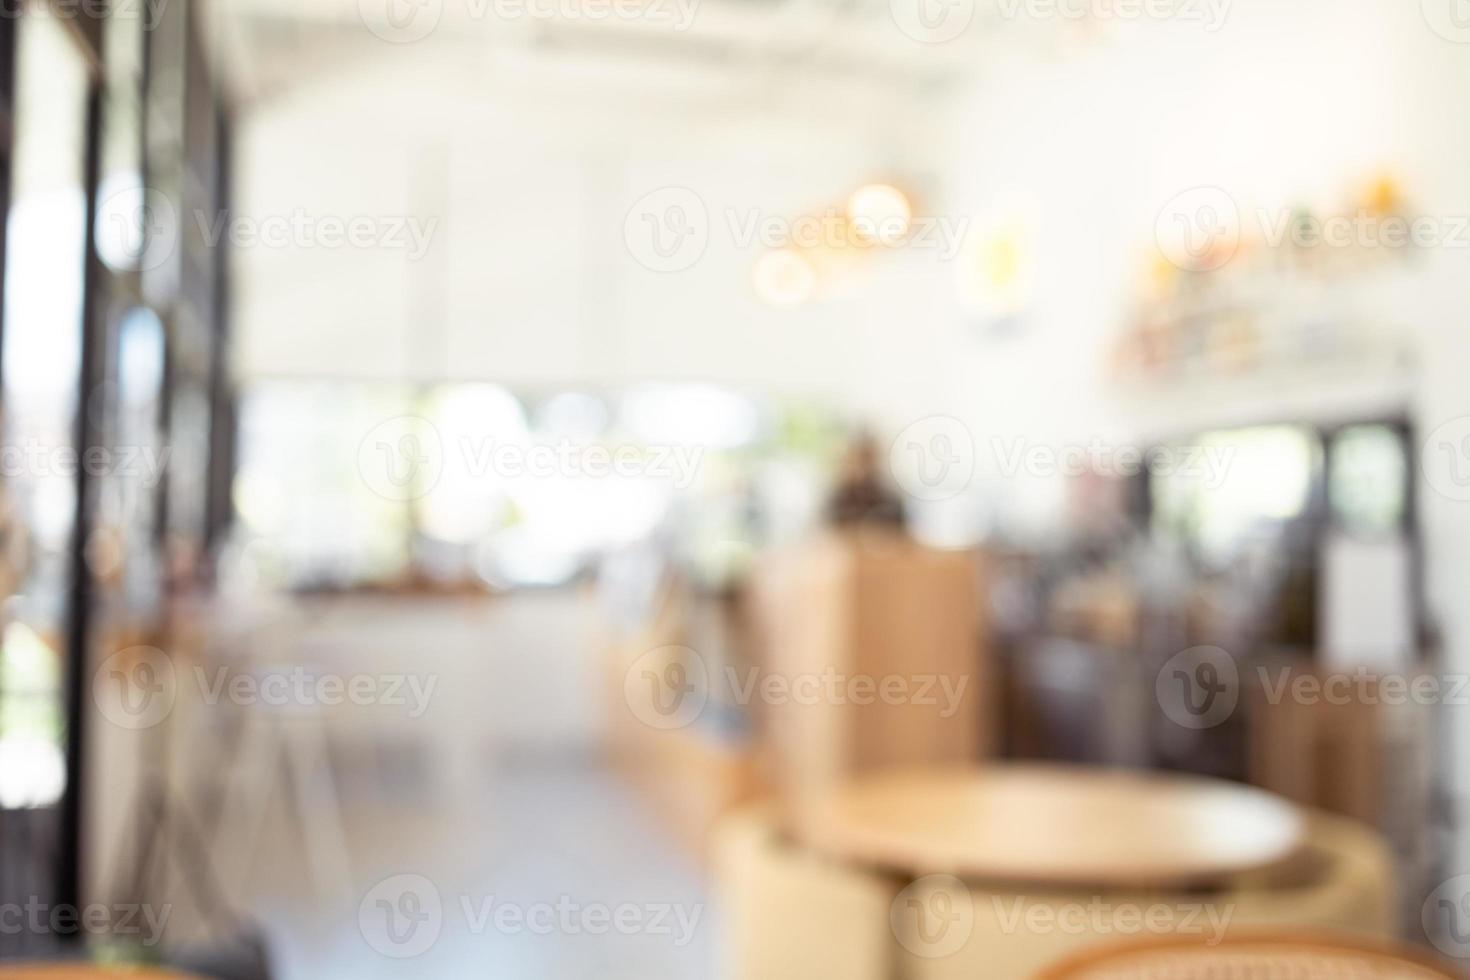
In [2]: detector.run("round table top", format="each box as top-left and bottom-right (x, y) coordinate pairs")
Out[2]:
(803, 765), (1307, 888)
(1037, 933), (1464, 979)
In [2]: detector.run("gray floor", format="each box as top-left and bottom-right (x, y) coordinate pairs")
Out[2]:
(242, 763), (718, 979)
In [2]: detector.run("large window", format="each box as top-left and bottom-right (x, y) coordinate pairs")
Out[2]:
(232, 381), (419, 587)
(0, 8), (93, 811)
(1150, 425), (1320, 568)
(231, 381), (771, 591)
(1146, 419), (1417, 658)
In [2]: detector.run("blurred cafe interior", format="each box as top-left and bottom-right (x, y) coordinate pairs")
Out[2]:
(3, 0), (1470, 976)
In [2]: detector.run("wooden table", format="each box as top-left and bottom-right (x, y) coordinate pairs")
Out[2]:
(1037, 933), (1465, 979)
(803, 764), (1307, 888)
(0, 968), (202, 979)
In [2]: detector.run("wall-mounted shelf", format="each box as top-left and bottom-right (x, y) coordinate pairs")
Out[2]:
(1109, 345), (1415, 441)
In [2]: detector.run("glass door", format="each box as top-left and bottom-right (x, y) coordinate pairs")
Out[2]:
(0, 0), (97, 954)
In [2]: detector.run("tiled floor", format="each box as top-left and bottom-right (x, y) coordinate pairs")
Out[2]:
(174, 593), (718, 978)
(243, 763), (718, 979)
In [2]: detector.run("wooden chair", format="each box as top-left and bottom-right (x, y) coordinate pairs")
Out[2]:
(1036, 931), (1463, 979)
(715, 802), (1397, 980)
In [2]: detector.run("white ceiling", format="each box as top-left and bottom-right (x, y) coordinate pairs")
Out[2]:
(219, 0), (993, 391)
(210, 0), (1001, 111)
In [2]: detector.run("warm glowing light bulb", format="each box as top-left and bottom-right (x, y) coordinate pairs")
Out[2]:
(752, 249), (816, 306)
(847, 184), (912, 245)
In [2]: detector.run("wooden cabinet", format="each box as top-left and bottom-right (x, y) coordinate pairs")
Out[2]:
(750, 530), (991, 832)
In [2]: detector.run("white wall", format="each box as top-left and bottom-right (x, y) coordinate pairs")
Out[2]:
(232, 45), (966, 410)
(939, 0), (1470, 860)
(229, 0), (1470, 856)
